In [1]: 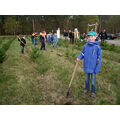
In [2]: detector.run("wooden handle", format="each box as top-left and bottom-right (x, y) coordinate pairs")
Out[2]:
(17, 36), (25, 45)
(68, 61), (78, 88)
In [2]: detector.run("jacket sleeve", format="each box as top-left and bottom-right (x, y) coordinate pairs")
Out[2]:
(95, 46), (102, 73)
(76, 45), (85, 60)
(18, 38), (20, 41)
(105, 32), (107, 39)
(24, 40), (26, 44)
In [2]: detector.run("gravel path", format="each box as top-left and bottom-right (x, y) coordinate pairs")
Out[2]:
(105, 39), (120, 46)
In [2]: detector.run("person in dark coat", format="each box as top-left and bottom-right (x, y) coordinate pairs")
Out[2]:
(71, 31), (74, 44)
(69, 30), (72, 43)
(98, 29), (107, 43)
(63, 30), (68, 39)
(17, 35), (26, 54)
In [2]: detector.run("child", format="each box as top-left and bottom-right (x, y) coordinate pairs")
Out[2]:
(33, 32), (37, 45)
(53, 33), (58, 48)
(47, 32), (51, 46)
(76, 31), (102, 98)
(40, 31), (46, 50)
(39, 32), (43, 42)
(31, 32), (35, 44)
(83, 33), (86, 39)
(17, 35), (26, 54)
(51, 33), (53, 43)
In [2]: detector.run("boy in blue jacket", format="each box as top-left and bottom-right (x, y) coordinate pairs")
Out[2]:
(47, 32), (51, 46)
(76, 31), (102, 98)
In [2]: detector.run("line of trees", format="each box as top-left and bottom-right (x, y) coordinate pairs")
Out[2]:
(0, 15), (120, 35)
(99, 15), (120, 33)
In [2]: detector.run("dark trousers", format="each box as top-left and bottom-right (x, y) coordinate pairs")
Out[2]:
(101, 38), (105, 42)
(21, 46), (24, 54)
(101, 38), (105, 45)
(72, 37), (74, 44)
(70, 37), (72, 43)
(40, 40), (45, 50)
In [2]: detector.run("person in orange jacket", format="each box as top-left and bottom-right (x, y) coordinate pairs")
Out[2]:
(40, 31), (46, 50)
(31, 32), (35, 44)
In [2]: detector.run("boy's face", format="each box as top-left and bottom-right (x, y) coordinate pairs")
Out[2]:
(88, 35), (96, 42)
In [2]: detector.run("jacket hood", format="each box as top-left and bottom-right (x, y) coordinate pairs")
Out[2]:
(87, 41), (99, 46)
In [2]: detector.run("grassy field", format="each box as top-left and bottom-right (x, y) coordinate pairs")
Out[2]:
(0, 36), (120, 105)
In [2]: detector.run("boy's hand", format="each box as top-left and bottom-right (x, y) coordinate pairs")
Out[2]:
(17, 35), (19, 38)
(76, 58), (80, 62)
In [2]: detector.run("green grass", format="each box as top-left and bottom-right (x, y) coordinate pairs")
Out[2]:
(0, 48), (6, 63)
(0, 37), (44, 104)
(0, 37), (14, 63)
(27, 37), (120, 104)
(54, 39), (120, 104)
(29, 43), (51, 75)
(34, 55), (51, 75)
(0, 36), (120, 105)
(100, 41), (120, 53)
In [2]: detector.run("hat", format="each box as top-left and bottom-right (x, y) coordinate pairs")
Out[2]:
(23, 36), (25, 39)
(88, 31), (96, 36)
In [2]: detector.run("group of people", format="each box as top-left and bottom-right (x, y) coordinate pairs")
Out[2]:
(47, 32), (58, 48)
(63, 30), (78, 44)
(17, 30), (58, 54)
(63, 29), (98, 44)
(63, 29), (108, 45)
(31, 31), (58, 50)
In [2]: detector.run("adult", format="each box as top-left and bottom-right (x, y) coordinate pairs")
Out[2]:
(71, 31), (74, 44)
(69, 30), (72, 43)
(99, 29), (107, 43)
(63, 30), (68, 39)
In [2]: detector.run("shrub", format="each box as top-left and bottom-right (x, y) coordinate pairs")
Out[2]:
(2, 39), (13, 51)
(0, 40), (2, 44)
(100, 41), (120, 53)
(35, 54), (51, 75)
(75, 41), (86, 50)
(0, 39), (14, 63)
(35, 63), (50, 75)
(30, 46), (40, 61)
(65, 48), (69, 57)
(64, 39), (69, 48)
(57, 39), (63, 46)
(2, 42), (10, 51)
(116, 91), (120, 105)
(0, 48), (6, 63)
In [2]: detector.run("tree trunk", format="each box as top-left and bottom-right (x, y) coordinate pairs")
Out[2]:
(33, 18), (35, 32)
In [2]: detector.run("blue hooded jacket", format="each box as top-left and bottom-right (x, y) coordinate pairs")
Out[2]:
(53, 36), (58, 43)
(47, 35), (51, 41)
(77, 41), (102, 73)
